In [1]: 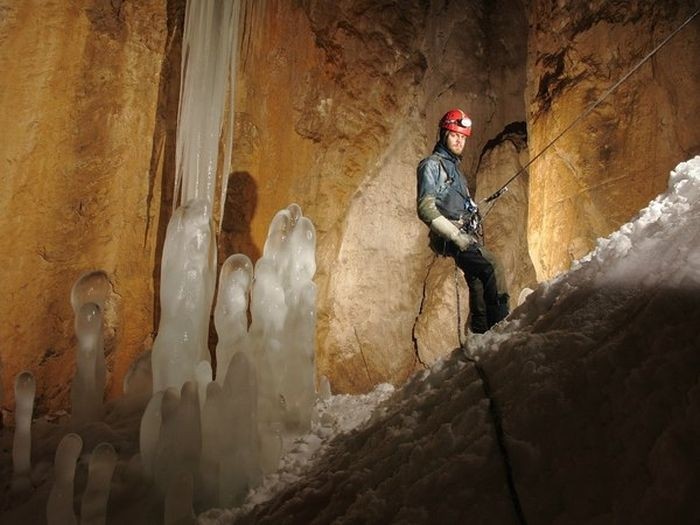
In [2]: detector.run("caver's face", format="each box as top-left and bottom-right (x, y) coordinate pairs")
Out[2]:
(445, 130), (466, 156)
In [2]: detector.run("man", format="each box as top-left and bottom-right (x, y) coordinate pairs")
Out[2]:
(416, 109), (509, 334)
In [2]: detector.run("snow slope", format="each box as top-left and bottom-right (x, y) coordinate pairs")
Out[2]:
(204, 157), (700, 524)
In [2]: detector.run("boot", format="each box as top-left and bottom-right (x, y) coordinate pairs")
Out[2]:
(496, 293), (510, 322)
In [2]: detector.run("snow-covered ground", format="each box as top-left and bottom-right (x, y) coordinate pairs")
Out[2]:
(1, 157), (699, 524)
(202, 156), (700, 524)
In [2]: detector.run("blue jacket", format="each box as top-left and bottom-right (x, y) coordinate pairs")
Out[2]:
(416, 143), (478, 227)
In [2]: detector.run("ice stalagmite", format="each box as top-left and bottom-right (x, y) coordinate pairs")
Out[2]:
(200, 381), (224, 508)
(152, 388), (181, 490)
(219, 351), (261, 507)
(195, 360), (212, 412)
(257, 205), (318, 435)
(153, 382), (201, 495)
(280, 280), (317, 432)
(47, 433), (83, 525)
(80, 442), (117, 525)
(164, 472), (195, 525)
(71, 270), (110, 313)
(249, 256), (286, 473)
(214, 254), (253, 386)
(151, 200), (217, 393)
(139, 391), (164, 477)
(71, 302), (105, 424)
(173, 381), (202, 487)
(140, 203), (317, 507)
(70, 271), (109, 424)
(279, 215), (317, 432)
(12, 371), (36, 494)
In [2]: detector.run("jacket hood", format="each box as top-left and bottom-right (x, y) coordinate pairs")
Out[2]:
(432, 142), (461, 164)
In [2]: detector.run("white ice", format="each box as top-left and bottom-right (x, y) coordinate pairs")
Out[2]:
(11, 370), (36, 495)
(71, 302), (105, 424)
(70, 271), (109, 424)
(80, 442), (117, 525)
(141, 201), (318, 512)
(175, 0), (241, 223)
(214, 254), (253, 387)
(151, 199), (217, 394)
(46, 433), (82, 525)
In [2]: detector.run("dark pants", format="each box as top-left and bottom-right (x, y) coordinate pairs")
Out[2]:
(431, 234), (509, 333)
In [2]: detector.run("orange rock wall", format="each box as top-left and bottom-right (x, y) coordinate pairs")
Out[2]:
(526, 1), (700, 279)
(0, 0), (185, 411)
(2, 0), (698, 412)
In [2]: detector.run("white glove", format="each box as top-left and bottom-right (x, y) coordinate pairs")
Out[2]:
(430, 216), (474, 251)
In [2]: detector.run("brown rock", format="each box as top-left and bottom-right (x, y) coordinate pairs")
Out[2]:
(526, 1), (700, 279)
(0, 0), (184, 411)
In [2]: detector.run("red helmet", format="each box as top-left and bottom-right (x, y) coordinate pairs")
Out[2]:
(439, 109), (472, 136)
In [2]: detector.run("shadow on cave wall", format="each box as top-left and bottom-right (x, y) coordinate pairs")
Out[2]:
(207, 170), (260, 373)
(218, 170), (261, 264)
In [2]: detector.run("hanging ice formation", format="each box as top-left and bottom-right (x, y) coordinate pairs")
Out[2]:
(174, 0), (241, 226)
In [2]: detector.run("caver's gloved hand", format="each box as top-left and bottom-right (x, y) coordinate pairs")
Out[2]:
(430, 215), (475, 251)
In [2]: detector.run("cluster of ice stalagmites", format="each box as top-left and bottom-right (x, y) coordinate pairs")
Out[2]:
(45, 434), (116, 525)
(142, 201), (318, 509)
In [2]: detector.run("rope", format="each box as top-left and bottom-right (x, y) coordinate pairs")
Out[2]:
(482, 7), (700, 205)
(454, 266), (528, 525)
(446, 9), (699, 522)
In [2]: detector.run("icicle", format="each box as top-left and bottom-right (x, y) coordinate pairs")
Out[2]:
(175, 0), (242, 222)
(47, 433), (83, 525)
(11, 370), (36, 495)
(80, 442), (117, 525)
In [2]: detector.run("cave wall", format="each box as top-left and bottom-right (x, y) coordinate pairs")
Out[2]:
(0, 0), (185, 412)
(526, 1), (700, 280)
(3, 0), (696, 412)
(313, 0), (531, 393)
